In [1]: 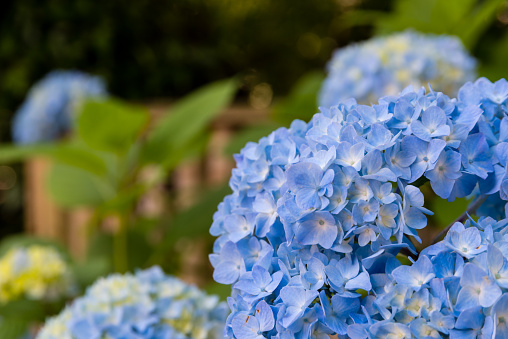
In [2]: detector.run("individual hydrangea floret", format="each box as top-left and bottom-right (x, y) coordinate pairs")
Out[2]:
(36, 266), (228, 339)
(12, 70), (107, 144)
(210, 77), (508, 338)
(319, 30), (477, 107)
(0, 245), (74, 303)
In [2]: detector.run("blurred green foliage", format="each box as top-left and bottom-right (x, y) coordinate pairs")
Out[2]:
(0, 78), (237, 279)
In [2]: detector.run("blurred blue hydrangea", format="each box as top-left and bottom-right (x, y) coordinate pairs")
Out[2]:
(36, 266), (229, 339)
(210, 77), (508, 338)
(12, 70), (107, 144)
(319, 30), (477, 108)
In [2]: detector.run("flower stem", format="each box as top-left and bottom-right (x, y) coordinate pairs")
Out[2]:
(431, 195), (487, 244)
(113, 215), (129, 273)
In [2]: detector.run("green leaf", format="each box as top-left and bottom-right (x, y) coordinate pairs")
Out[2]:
(142, 78), (237, 164)
(161, 184), (232, 247)
(48, 143), (109, 175)
(161, 131), (211, 170)
(0, 143), (107, 175)
(0, 318), (29, 339)
(456, 0), (506, 49)
(224, 124), (280, 156)
(0, 144), (55, 163)
(272, 71), (324, 124)
(46, 163), (115, 207)
(77, 98), (149, 154)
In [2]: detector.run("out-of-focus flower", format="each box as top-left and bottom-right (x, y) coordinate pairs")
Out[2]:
(0, 245), (74, 303)
(319, 30), (476, 107)
(12, 70), (107, 144)
(36, 266), (229, 339)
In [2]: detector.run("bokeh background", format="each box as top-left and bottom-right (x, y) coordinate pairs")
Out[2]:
(0, 0), (507, 336)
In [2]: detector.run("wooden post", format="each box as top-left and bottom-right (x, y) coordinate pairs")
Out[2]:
(24, 158), (90, 259)
(65, 208), (92, 259)
(24, 158), (65, 241)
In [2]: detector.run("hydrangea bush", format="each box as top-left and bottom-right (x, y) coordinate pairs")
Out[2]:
(319, 30), (476, 108)
(210, 77), (508, 338)
(0, 245), (74, 303)
(37, 266), (229, 339)
(12, 70), (107, 144)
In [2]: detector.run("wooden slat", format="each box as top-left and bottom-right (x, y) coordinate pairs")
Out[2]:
(65, 208), (91, 259)
(24, 158), (65, 241)
(205, 128), (235, 186)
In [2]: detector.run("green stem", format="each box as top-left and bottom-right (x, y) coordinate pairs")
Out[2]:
(113, 215), (129, 273)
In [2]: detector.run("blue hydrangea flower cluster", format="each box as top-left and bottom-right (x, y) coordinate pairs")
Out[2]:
(12, 70), (107, 144)
(354, 216), (508, 339)
(36, 266), (229, 339)
(210, 77), (508, 338)
(319, 30), (477, 108)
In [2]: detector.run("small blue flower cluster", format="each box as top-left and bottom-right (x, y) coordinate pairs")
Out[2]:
(12, 70), (107, 144)
(36, 266), (229, 339)
(319, 30), (476, 108)
(210, 77), (508, 338)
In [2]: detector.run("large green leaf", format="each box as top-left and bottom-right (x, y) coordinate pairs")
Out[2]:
(0, 144), (54, 163)
(0, 143), (107, 175)
(272, 71), (324, 124)
(161, 131), (211, 170)
(46, 163), (115, 207)
(142, 78), (237, 164)
(457, 0), (506, 49)
(77, 98), (149, 154)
